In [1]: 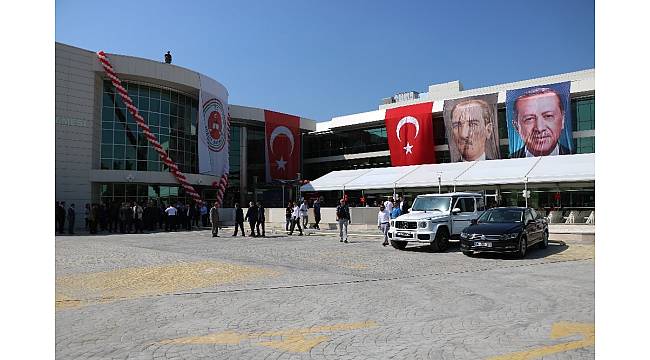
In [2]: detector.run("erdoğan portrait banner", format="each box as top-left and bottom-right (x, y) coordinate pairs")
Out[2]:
(506, 82), (573, 158)
(384, 102), (436, 166)
(264, 110), (301, 182)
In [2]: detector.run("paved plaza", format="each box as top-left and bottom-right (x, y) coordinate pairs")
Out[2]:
(56, 228), (594, 359)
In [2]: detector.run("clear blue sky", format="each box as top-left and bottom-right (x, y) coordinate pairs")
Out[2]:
(55, 0), (594, 121)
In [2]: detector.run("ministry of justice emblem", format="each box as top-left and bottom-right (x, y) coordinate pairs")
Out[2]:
(202, 98), (227, 152)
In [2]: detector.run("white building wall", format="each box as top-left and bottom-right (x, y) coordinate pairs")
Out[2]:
(55, 43), (98, 227)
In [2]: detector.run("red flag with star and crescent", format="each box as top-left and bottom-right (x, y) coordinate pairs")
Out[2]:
(265, 110), (301, 182)
(384, 102), (436, 166)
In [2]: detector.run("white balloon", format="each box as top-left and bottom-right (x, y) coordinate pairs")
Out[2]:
(269, 126), (295, 156)
(396, 116), (420, 142)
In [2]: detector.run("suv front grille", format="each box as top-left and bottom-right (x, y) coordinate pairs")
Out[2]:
(395, 221), (417, 229)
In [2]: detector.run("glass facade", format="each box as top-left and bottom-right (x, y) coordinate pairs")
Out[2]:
(100, 80), (199, 174)
(303, 126), (389, 158)
(98, 183), (202, 206)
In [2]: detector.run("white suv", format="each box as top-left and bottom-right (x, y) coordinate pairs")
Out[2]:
(388, 192), (485, 251)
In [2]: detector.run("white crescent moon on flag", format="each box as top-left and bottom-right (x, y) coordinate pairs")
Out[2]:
(270, 126), (295, 156)
(396, 116), (420, 142)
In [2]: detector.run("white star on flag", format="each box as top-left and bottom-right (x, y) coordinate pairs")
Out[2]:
(276, 157), (287, 170)
(403, 142), (414, 154)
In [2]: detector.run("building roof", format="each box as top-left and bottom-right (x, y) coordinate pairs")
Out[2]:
(301, 153), (595, 192)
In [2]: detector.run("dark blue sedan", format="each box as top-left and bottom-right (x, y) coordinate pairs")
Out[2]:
(459, 207), (548, 258)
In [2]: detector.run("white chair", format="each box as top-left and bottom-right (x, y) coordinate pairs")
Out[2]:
(564, 210), (577, 224)
(584, 211), (595, 224)
(547, 211), (561, 224)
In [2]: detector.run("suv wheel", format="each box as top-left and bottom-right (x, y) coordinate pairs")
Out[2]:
(517, 236), (527, 258)
(431, 228), (449, 252)
(390, 240), (407, 250)
(539, 231), (549, 249)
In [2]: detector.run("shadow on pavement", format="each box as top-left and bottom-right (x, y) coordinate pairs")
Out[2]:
(466, 240), (569, 260)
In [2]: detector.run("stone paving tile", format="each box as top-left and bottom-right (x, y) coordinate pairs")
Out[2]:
(56, 231), (594, 359)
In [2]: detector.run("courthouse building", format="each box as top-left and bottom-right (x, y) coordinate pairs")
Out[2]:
(56, 42), (595, 223)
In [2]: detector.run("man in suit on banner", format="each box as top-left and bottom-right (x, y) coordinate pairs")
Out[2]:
(511, 88), (571, 158)
(449, 99), (496, 161)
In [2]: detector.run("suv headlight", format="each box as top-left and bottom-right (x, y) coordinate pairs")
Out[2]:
(390, 220), (394, 227)
(419, 221), (427, 229)
(460, 232), (468, 238)
(504, 233), (520, 239)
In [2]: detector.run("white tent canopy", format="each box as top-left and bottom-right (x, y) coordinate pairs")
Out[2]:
(301, 153), (595, 192)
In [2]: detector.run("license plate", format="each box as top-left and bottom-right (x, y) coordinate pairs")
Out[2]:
(474, 241), (492, 247)
(396, 232), (413, 238)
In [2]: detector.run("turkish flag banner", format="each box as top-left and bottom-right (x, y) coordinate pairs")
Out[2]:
(265, 110), (301, 181)
(384, 102), (436, 166)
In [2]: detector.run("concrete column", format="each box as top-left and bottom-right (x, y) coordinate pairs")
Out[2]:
(240, 126), (248, 206)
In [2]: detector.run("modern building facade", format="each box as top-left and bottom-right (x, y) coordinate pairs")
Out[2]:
(56, 42), (316, 219)
(56, 42), (595, 228)
(301, 69), (595, 210)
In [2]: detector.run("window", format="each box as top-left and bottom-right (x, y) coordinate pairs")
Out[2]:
(524, 210), (534, 223)
(100, 80), (199, 173)
(572, 97), (595, 131)
(476, 197), (485, 211)
(455, 198), (475, 212)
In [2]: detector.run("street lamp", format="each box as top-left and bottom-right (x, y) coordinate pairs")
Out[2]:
(437, 172), (442, 194)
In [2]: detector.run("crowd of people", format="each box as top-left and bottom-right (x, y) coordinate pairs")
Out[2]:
(55, 200), (214, 235)
(55, 195), (409, 248)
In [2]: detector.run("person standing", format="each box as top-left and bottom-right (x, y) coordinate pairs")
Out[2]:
(84, 203), (90, 231)
(89, 203), (99, 234)
(99, 203), (108, 232)
(209, 202), (220, 237)
(401, 198), (409, 215)
(125, 203), (134, 233)
(177, 203), (186, 231)
(186, 202), (194, 230)
(200, 203), (208, 227)
(165, 203), (177, 231)
(299, 199), (309, 229)
(57, 201), (67, 234)
(133, 202), (144, 233)
(56, 202), (65, 235)
(377, 204), (390, 247)
(113, 202), (120, 233)
(289, 201), (303, 236)
(192, 203), (200, 229)
(233, 203), (245, 236)
(67, 203), (76, 234)
(285, 202), (293, 231)
(244, 201), (258, 237)
(158, 204), (165, 230)
(118, 203), (127, 233)
(390, 200), (402, 219)
(336, 199), (350, 243)
(384, 196), (394, 214)
(313, 198), (321, 230)
(256, 201), (266, 237)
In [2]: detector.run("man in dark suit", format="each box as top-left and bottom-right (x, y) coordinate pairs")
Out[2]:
(256, 201), (266, 237)
(450, 99), (497, 162)
(510, 87), (572, 158)
(244, 201), (258, 237)
(233, 203), (245, 236)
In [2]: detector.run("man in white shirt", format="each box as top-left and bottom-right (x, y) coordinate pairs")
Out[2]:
(133, 202), (144, 233)
(384, 196), (394, 214)
(289, 202), (303, 236)
(299, 199), (309, 229)
(165, 204), (177, 232)
(377, 204), (391, 247)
